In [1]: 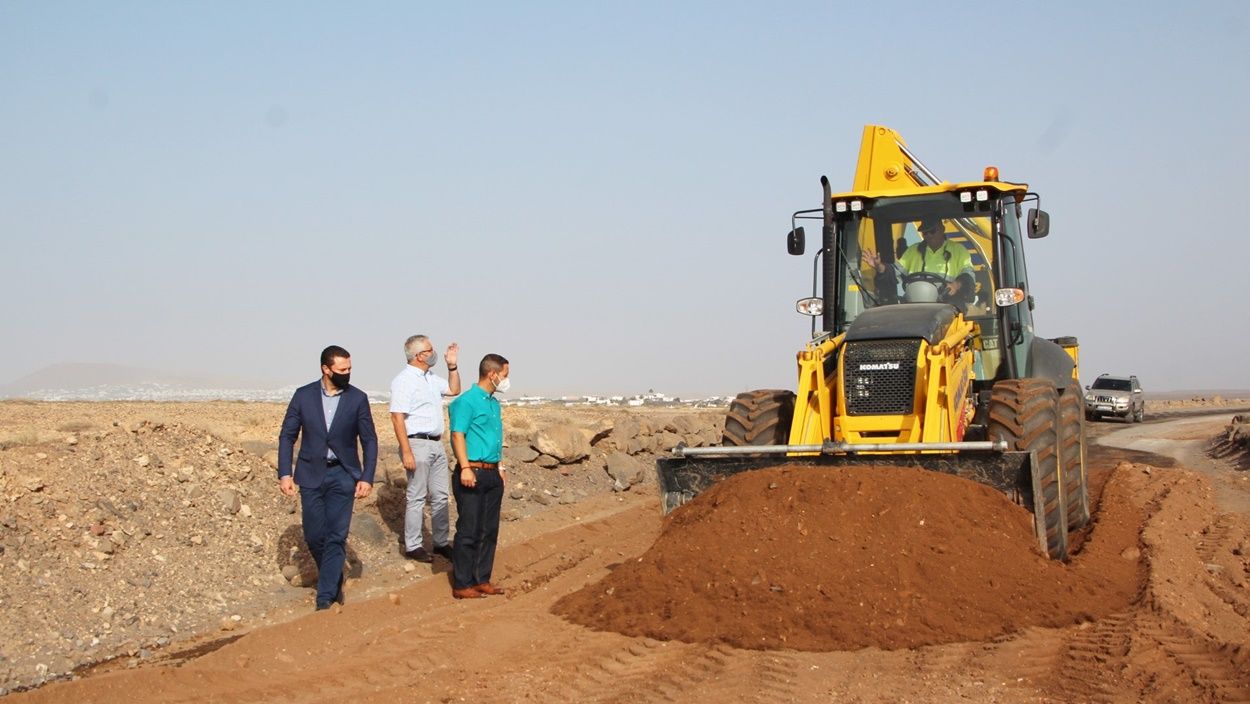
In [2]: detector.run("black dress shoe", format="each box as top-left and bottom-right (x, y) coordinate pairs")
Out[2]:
(432, 544), (453, 560)
(404, 547), (432, 563)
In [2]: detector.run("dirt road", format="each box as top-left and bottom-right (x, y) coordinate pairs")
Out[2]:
(8, 413), (1250, 703)
(1097, 412), (1250, 515)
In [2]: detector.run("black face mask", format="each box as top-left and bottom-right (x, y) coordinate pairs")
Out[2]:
(329, 372), (350, 388)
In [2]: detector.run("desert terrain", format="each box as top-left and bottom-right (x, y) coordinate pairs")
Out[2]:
(1, 397), (1249, 702)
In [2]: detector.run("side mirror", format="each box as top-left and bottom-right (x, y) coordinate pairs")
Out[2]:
(787, 227), (806, 256)
(1084, 385), (1090, 390)
(1027, 208), (1050, 239)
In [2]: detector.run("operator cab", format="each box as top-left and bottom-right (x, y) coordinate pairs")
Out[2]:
(789, 180), (1047, 383)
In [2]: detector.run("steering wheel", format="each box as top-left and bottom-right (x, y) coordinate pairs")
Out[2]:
(901, 271), (960, 307)
(901, 272), (948, 289)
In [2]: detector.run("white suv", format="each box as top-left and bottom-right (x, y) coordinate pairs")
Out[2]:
(1085, 374), (1145, 422)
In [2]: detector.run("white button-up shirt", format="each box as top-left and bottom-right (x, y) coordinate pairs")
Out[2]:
(389, 365), (450, 436)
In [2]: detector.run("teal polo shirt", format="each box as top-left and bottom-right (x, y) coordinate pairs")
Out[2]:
(449, 383), (503, 462)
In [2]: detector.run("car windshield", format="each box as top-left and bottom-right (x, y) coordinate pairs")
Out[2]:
(1091, 378), (1132, 391)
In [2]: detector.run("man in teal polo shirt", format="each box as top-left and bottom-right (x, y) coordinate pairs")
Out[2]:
(448, 353), (510, 599)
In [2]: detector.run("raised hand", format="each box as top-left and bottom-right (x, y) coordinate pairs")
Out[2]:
(861, 250), (883, 273)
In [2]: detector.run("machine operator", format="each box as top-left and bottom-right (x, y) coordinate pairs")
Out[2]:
(861, 218), (975, 306)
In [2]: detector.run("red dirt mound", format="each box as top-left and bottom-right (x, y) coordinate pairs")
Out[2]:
(553, 464), (1134, 650)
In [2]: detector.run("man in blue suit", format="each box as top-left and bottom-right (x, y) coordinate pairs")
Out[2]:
(278, 345), (379, 610)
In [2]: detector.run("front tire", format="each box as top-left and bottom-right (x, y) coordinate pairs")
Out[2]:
(1058, 381), (1090, 530)
(987, 378), (1069, 560)
(723, 390), (796, 447)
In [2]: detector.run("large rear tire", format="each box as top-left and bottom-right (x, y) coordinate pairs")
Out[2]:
(723, 390), (796, 447)
(1058, 380), (1090, 530)
(987, 378), (1069, 560)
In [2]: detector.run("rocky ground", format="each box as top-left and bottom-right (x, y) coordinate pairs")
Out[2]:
(1210, 413), (1250, 471)
(0, 400), (722, 693)
(1, 398), (1248, 702)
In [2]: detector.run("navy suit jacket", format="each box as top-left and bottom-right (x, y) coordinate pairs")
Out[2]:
(278, 380), (378, 488)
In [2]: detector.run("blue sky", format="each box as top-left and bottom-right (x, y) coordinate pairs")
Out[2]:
(2, 1), (1248, 396)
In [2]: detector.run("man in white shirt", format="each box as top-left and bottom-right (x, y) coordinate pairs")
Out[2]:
(390, 335), (461, 562)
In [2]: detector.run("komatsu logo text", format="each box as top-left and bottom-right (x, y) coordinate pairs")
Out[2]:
(857, 362), (902, 371)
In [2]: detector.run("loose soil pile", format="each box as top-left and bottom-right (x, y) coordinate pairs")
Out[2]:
(554, 464), (1138, 650)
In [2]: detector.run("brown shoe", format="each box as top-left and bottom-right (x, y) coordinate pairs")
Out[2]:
(474, 582), (506, 596)
(452, 587), (485, 600)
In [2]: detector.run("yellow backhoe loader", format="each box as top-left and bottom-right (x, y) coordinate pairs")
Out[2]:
(657, 125), (1087, 560)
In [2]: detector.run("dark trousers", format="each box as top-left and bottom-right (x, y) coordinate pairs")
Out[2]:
(451, 467), (503, 590)
(299, 467), (355, 607)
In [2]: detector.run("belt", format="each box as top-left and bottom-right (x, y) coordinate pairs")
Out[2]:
(408, 433), (442, 441)
(326, 457), (341, 467)
(465, 461), (498, 470)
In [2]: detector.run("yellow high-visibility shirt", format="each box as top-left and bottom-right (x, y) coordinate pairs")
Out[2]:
(897, 240), (973, 281)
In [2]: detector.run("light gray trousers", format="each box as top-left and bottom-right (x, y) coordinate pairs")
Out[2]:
(404, 439), (451, 551)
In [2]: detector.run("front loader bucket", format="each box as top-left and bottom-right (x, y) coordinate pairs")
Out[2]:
(656, 449), (1051, 556)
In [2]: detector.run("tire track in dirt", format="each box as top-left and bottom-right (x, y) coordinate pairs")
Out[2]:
(1048, 613), (1134, 703)
(532, 636), (671, 703)
(980, 628), (1066, 691)
(501, 533), (604, 597)
(737, 650), (805, 704)
(549, 639), (806, 704)
(615, 643), (732, 704)
(1206, 578), (1250, 620)
(1196, 517), (1238, 562)
(535, 637), (755, 704)
(1125, 615), (1250, 703)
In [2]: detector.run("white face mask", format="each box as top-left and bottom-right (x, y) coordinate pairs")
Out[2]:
(494, 376), (511, 394)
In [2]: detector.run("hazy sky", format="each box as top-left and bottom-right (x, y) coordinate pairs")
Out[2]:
(3, 1), (1249, 397)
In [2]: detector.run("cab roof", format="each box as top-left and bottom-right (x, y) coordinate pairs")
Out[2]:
(829, 180), (1029, 203)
